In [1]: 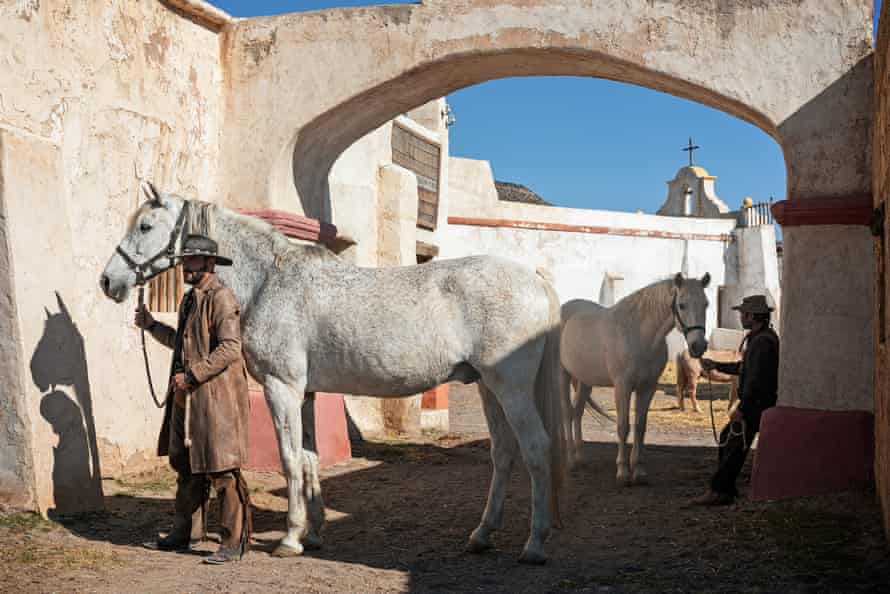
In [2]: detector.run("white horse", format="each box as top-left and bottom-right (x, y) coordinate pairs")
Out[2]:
(100, 183), (571, 564)
(559, 274), (710, 485)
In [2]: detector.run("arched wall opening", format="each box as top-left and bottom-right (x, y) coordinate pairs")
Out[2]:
(283, 48), (782, 221)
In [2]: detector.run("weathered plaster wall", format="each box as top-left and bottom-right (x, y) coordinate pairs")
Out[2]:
(219, 0), (872, 216)
(0, 0), (225, 512)
(780, 225), (872, 411)
(328, 122), (391, 266)
(0, 134), (37, 510)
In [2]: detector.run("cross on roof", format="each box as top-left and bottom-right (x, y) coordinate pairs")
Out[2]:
(682, 137), (700, 166)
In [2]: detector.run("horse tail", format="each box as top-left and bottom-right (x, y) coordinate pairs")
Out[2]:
(584, 392), (616, 423)
(534, 271), (570, 528)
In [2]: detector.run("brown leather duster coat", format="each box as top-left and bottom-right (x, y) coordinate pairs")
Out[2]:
(149, 274), (250, 474)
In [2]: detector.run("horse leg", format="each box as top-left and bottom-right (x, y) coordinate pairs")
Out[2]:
(676, 359), (686, 411)
(300, 394), (325, 550)
(614, 381), (632, 486)
(728, 378), (738, 411)
(483, 374), (553, 564)
(264, 375), (312, 557)
(690, 377), (702, 413)
(466, 383), (519, 554)
(568, 373), (590, 464)
(631, 383), (657, 485)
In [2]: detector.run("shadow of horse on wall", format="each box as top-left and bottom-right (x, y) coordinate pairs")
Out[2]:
(30, 292), (103, 514)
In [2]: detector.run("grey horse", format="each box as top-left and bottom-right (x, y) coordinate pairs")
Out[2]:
(100, 182), (572, 564)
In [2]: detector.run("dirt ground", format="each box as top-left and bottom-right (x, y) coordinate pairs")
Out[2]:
(3, 380), (889, 594)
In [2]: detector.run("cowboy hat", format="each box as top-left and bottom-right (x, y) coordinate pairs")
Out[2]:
(178, 234), (233, 266)
(732, 294), (774, 314)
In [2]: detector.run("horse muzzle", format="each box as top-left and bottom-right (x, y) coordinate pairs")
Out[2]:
(99, 274), (130, 303)
(689, 339), (708, 359)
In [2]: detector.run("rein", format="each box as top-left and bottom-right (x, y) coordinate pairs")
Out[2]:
(139, 286), (166, 409)
(122, 201), (192, 409)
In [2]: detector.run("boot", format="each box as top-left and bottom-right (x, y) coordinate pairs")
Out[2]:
(689, 489), (734, 506)
(203, 546), (242, 564)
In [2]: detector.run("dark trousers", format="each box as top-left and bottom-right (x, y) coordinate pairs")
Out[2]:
(710, 413), (760, 498)
(168, 401), (250, 551)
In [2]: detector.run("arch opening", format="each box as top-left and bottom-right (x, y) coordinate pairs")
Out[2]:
(284, 47), (783, 221)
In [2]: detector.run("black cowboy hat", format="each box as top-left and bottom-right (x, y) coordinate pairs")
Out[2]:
(732, 294), (774, 314)
(178, 234), (233, 266)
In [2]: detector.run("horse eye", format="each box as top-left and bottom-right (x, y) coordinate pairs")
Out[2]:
(678, 303), (687, 310)
(140, 222), (153, 233)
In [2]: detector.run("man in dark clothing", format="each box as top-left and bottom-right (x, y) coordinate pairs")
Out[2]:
(691, 294), (780, 506)
(136, 235), (251, 564)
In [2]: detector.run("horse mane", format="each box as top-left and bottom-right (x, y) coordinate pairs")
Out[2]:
(197, 200), (341, 267)
(186, 200), (216, 239)
(611, 277), (675, 324)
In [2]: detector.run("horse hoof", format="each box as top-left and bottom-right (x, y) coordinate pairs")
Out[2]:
(271, 542), (303, 558)
(518, 550), (547, 565)
(466, 529), (493, 554)
(632, 474), (650, 486)
(616, 473), (632, 487)
(302, 534), (323, 551)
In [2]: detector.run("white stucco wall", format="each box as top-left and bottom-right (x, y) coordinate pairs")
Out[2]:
(720, 225), (782, 331)
(442, 158), (737, 335)
(441, 225), (731, 335)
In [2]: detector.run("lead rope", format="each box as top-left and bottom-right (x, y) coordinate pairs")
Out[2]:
(133, 201), (193, 410)
(138, 286), (167, 409)
(707, 375), (747, 450)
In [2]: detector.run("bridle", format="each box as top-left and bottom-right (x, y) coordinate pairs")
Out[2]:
(672, 292), (706, 340)
(117, 200), (191, 409)
(116, 200), (191, 286)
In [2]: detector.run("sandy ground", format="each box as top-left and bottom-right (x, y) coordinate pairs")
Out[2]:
(2, 381), (888, 593)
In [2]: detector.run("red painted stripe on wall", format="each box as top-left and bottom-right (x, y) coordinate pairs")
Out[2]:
(447, 216), (734, 242)
(770, 195), (873, 227)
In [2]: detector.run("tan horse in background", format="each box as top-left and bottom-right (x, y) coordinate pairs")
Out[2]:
(675, 349), (739, 413)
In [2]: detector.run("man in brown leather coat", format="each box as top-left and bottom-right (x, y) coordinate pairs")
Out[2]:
(136, 234), (251, 564)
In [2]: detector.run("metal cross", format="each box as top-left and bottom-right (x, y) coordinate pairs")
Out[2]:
(683, 137), (700, 166)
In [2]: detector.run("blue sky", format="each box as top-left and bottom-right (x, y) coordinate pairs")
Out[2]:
(209, 1), (881, 215)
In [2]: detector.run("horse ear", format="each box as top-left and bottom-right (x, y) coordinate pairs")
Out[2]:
(141, 180), (161, 205)
(674, 272), (684, 288)
(55, 291), (72, 320)
(44, 306), (51, 319)
(701, 272), (711, 288)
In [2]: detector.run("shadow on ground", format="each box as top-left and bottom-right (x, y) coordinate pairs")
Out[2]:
(47, 436), (890, 593)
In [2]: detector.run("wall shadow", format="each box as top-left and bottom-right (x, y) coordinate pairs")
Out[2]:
(30, 291), (104, 514)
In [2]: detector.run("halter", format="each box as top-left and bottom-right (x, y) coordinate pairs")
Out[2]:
(672, 292), (706, 339)
(116, 201), (191, 286)
(121, 200), (191, 410)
